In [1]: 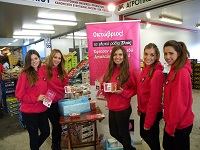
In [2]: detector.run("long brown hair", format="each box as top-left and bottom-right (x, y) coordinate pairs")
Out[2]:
(144, 43), (160, 78)
(22, 50), (41, 87)
(104, 45), (130, 87)
(163, 40), (190, 80)
(46, 49), (66, 81)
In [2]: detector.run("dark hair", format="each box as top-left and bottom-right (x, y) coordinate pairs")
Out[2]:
(22, 50), (41, 86)
(104, 45), (130, 87)
(144, 43), (160, 78)
(46, 49), (66, 81)
(163, 40), (190, 80)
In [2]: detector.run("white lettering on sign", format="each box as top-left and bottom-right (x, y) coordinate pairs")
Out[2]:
(93, 31), (124, 38)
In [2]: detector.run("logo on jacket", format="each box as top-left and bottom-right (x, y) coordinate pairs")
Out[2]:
(141, 77), (146, 82)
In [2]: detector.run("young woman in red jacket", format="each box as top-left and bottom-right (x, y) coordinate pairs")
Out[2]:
(103, 45), (137, 150)
(163, 40), (194, 150)
(137, 43), (164, 150)
(16, 50), (50, 150)
(41, 49), (69, 150)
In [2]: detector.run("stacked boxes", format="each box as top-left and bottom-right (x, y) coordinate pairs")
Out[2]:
(80, 122), (94, 142)
(190, 59), (200, 89)
(82, 71), (90, 84)
(6, 97), (19, 116)
(64, 51), (78, 71)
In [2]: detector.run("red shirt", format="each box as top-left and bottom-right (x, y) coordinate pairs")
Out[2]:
(137, 62), (164, 128)
(164, 60), (194, 136)
(15, 67), (48, 113)
(102, 67), (137, 111)
(40, 65), (69, 103)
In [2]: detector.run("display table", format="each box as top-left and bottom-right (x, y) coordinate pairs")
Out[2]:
(59, 107), (105, 150)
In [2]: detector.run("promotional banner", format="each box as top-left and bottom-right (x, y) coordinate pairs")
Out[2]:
(86, 21), (141, 86)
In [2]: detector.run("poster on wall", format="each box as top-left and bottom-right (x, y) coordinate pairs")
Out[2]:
(86, 21), (140, 99)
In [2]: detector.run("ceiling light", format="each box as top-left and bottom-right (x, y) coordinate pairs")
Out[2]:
(22, 29), (55, 34)
(159, 15), (182, 24)
(13, 35), (41, 39)
(108, 3), (116, 12)
(7, 42), (12, 46)
(36, 18), (77, 26)
(195, 24), (200, 29)
(22, 24), (54, 30)
(38, 12), (76, 21)
(66, 35), (87, 39)
(146, 12), (151, 19)
(14, 31), (40, 36)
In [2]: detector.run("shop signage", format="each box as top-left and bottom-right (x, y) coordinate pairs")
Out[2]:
(86, 21), (140, 85)
(117, 0), (154, 12)
(32, 0), (107, 12)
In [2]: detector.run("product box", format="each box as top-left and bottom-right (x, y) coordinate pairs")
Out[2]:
(104, 83), (117, 92)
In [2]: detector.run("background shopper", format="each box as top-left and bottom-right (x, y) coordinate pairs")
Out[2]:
(15, 50), (50, 150)
(163, 40), (194, 150)
(0, 59), (5, 109)
(102, 45), (137, 150)
(137, 43), (164, 150)
(41, 49), (69, 150)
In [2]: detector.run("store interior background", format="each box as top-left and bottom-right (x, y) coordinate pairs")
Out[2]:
(0, 0), (200, 149)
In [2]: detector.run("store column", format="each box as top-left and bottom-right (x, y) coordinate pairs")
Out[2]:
(44, 38), (52, 57)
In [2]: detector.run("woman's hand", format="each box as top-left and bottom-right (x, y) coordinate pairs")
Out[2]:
(112, 87), (123, 94)
(38, 94), (46, 101)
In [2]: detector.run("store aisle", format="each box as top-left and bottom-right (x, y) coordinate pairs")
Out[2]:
(0, 90), (199, 150)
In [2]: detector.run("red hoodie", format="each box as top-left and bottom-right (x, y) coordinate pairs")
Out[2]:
(0, 63), (5, 81)
(40, 65), (69, 103)
(102, 67), (137, 111)
(137, 61), (164, 128)
(15, 67), (48, 113)
(164, 60), (194, 136)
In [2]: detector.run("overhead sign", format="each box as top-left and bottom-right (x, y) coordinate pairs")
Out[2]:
(33, 0), (107, 12)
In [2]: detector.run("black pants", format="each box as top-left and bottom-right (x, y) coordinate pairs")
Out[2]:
(163, 124), (193, 150)
(109, 106), (133, 150)
(22, 111), (50, 150)
(47, 102), (62, 145)
(140, 112), (163, 150)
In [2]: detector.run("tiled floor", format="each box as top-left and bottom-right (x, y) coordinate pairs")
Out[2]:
(0, 89), (199, 150)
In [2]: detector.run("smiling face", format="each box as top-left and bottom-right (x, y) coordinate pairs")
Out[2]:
(31, 54), (40, 70)
(113, 49), (123, 66)
(164, 46), (178, 65)
(53, 52), (61, 67)
(143, 48), (158, 66)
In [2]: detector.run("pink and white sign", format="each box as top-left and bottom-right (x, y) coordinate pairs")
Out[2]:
(86, 21), (140, 85)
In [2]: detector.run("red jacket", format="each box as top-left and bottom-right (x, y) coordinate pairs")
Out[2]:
(15, 67), (48, 113)
(164, 60), (194, 136)
(0, 63), (4, 81)
(137, 62), (164, 128)
(102, 66), (137, 111)
(40, 65), (69, 103)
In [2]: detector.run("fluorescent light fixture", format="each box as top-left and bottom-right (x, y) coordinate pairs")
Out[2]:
(13, 39), (19, 42)
(36, 18), (77, 26)
(159, 15), (182, 24)
(38, 12), (76, 21)
(68, 31), (87, 37)
(14, 31), (40, 36)
(66, 35), (87, 39)
(146, 12), (151, 19)
(13, 35), (41, 39)
(196, 24), (200, 29)
(34, 37), (41, 41)
(7, 42), (12, 46)
(22, 29), (55, 34)
(108, 3), (115, 12)
(22, 24), (54, 30)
